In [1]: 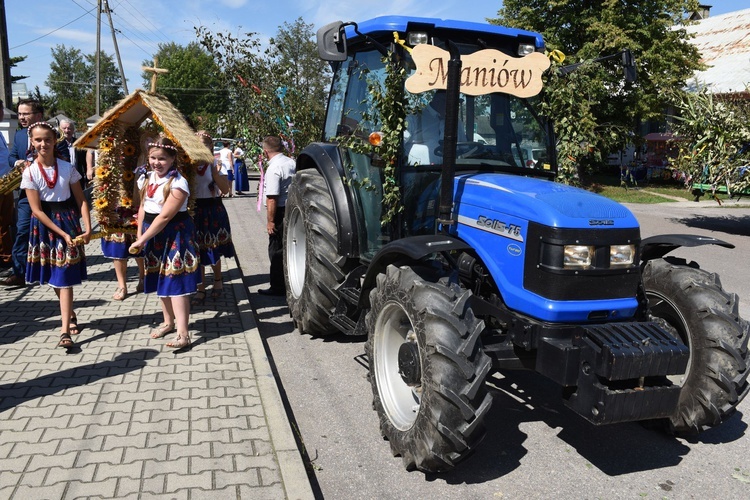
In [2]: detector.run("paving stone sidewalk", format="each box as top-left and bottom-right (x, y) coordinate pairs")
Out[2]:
(0, 242), (313, 499)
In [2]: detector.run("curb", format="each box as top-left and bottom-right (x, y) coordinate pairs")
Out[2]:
(231, 254), (314, 500)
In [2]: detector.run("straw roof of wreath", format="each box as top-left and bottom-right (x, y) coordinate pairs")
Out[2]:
(73, 89), (214, 165)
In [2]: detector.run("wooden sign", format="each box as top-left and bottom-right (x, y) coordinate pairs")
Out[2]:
(405, 44), (550, 98)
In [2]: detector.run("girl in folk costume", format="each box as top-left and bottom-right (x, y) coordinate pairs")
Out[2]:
(101, 154), (146, 301)
(106, 129), (158, 299)
(102, 229), (146, 300)
(21, 121), (92, 348)
(191, 131), (235, 306)
(129, 137), (199, 349)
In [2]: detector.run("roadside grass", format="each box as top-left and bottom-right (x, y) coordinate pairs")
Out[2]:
(582, 173), (733, 204)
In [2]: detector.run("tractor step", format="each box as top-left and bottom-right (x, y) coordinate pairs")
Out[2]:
(330, 313), (357, 335)
(338, 286), (360, 305)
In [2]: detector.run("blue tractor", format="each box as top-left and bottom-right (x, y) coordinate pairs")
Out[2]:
(282, 16), (749, 472)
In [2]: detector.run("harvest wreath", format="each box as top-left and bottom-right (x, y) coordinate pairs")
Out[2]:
(72, 89), (210, 244)
(89, 122), (196, 242)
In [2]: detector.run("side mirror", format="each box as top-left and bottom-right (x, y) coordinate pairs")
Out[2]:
(317, 21), (348, 62)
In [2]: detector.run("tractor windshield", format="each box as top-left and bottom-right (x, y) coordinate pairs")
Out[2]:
(404, 89), (553, 173)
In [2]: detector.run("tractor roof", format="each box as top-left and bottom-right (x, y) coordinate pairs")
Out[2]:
(345, 15), (545, 50)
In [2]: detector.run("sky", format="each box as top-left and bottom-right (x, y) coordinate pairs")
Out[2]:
(5, 0), (750, 103)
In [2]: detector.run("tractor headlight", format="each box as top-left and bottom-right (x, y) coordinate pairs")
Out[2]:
(518, 43), (535, 56)
(408, 31), (429, 46)
(610, 244), (636, 268)
(563, 245), (594, 269)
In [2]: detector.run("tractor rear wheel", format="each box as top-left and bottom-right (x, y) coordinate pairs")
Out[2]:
(366, 264), (492, 472)
(642, 257), (750, 434)
(284, 169), (351, 335)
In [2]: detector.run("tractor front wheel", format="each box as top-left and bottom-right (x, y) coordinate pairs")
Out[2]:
(642, 257), (750, 434)
(365, 264), (493, 472)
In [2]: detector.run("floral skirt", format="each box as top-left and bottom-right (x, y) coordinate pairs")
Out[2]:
(142, 212), (200, 297)
(194, 198), (235, 266)
(26, 201), (87, 288)
(101, 231), (142, 259)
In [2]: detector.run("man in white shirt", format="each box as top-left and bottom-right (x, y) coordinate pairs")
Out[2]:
(259, 135), (296, 296)
(218, 141), (234, 197)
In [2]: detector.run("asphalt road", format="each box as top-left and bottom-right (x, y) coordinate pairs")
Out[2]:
(227, 191), (750, 500)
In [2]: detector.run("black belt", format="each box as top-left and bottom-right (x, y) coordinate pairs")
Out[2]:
(41, 199), (75, 213)
(144, 211), (189, 224)
(195, 198), (223, 207)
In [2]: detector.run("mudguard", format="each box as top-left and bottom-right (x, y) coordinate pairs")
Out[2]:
(640, 234), (734, 262)
(359, 234), (471, 309)
(296, 143), (359, 257)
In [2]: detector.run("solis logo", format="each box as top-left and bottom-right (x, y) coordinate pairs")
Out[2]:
(475, 215), (524, 241)
(589, 219), (615, 226)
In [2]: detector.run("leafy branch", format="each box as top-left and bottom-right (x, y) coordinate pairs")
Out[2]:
(668, 87), (750, 199)
(335, 54), (414, 225)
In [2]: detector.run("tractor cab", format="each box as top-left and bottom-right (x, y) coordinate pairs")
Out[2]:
(318, 17), (555, 257)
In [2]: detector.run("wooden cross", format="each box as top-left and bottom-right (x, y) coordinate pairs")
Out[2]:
(142, 57), (169, 93)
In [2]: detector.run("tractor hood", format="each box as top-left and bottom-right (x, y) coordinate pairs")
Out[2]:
(454, 173), (639, 230)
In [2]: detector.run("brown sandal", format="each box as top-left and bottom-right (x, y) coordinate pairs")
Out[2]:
(150, 323), (175, 339)
(69, 315), (79, 335)
(211, 279), (223, 299)
(166, 334), (191, 349)
(58, 333), (74, 348)
(191, 290), (206, 306)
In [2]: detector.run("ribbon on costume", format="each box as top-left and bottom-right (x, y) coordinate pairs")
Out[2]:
(256, 153), (265, 212)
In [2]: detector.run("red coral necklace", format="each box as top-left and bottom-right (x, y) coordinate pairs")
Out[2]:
(37, 160), (58, 189)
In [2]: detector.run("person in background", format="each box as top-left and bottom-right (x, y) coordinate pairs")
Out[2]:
(100, 160), (146, 301)
(2, 99), (45, 287)
(130, 137), (199, 349)
(191, 131), (235, 305)
(233, 142), (249, 195)
(0, 100), (14, 273)
(21, 121), (92, 348)
(56, 119), (88, 189)
(258, 135), (295, 296)
(218, 141), (234, 197)
(86, 148), (97, 183)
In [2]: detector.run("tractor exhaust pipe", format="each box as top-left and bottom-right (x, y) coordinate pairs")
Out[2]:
(438, 40), (462, 235)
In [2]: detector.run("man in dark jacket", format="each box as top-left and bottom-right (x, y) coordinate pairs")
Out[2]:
(1, 99), (44, 287)
(56, 118), (88, 188)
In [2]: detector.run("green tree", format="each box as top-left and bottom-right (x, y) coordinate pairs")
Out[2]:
(10, 56), (28, 83)
(141, 42), (226, 128)
(29, 86), (57, 117)
(490, 0), (704, 182)
(87, 50), (125, 111)
(195, 27), (265, 141)
(46, 45), (88, 104)
(266, 18), (331, 150)
(44, 45), (124, 125)
(197, 17), (329, 153)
